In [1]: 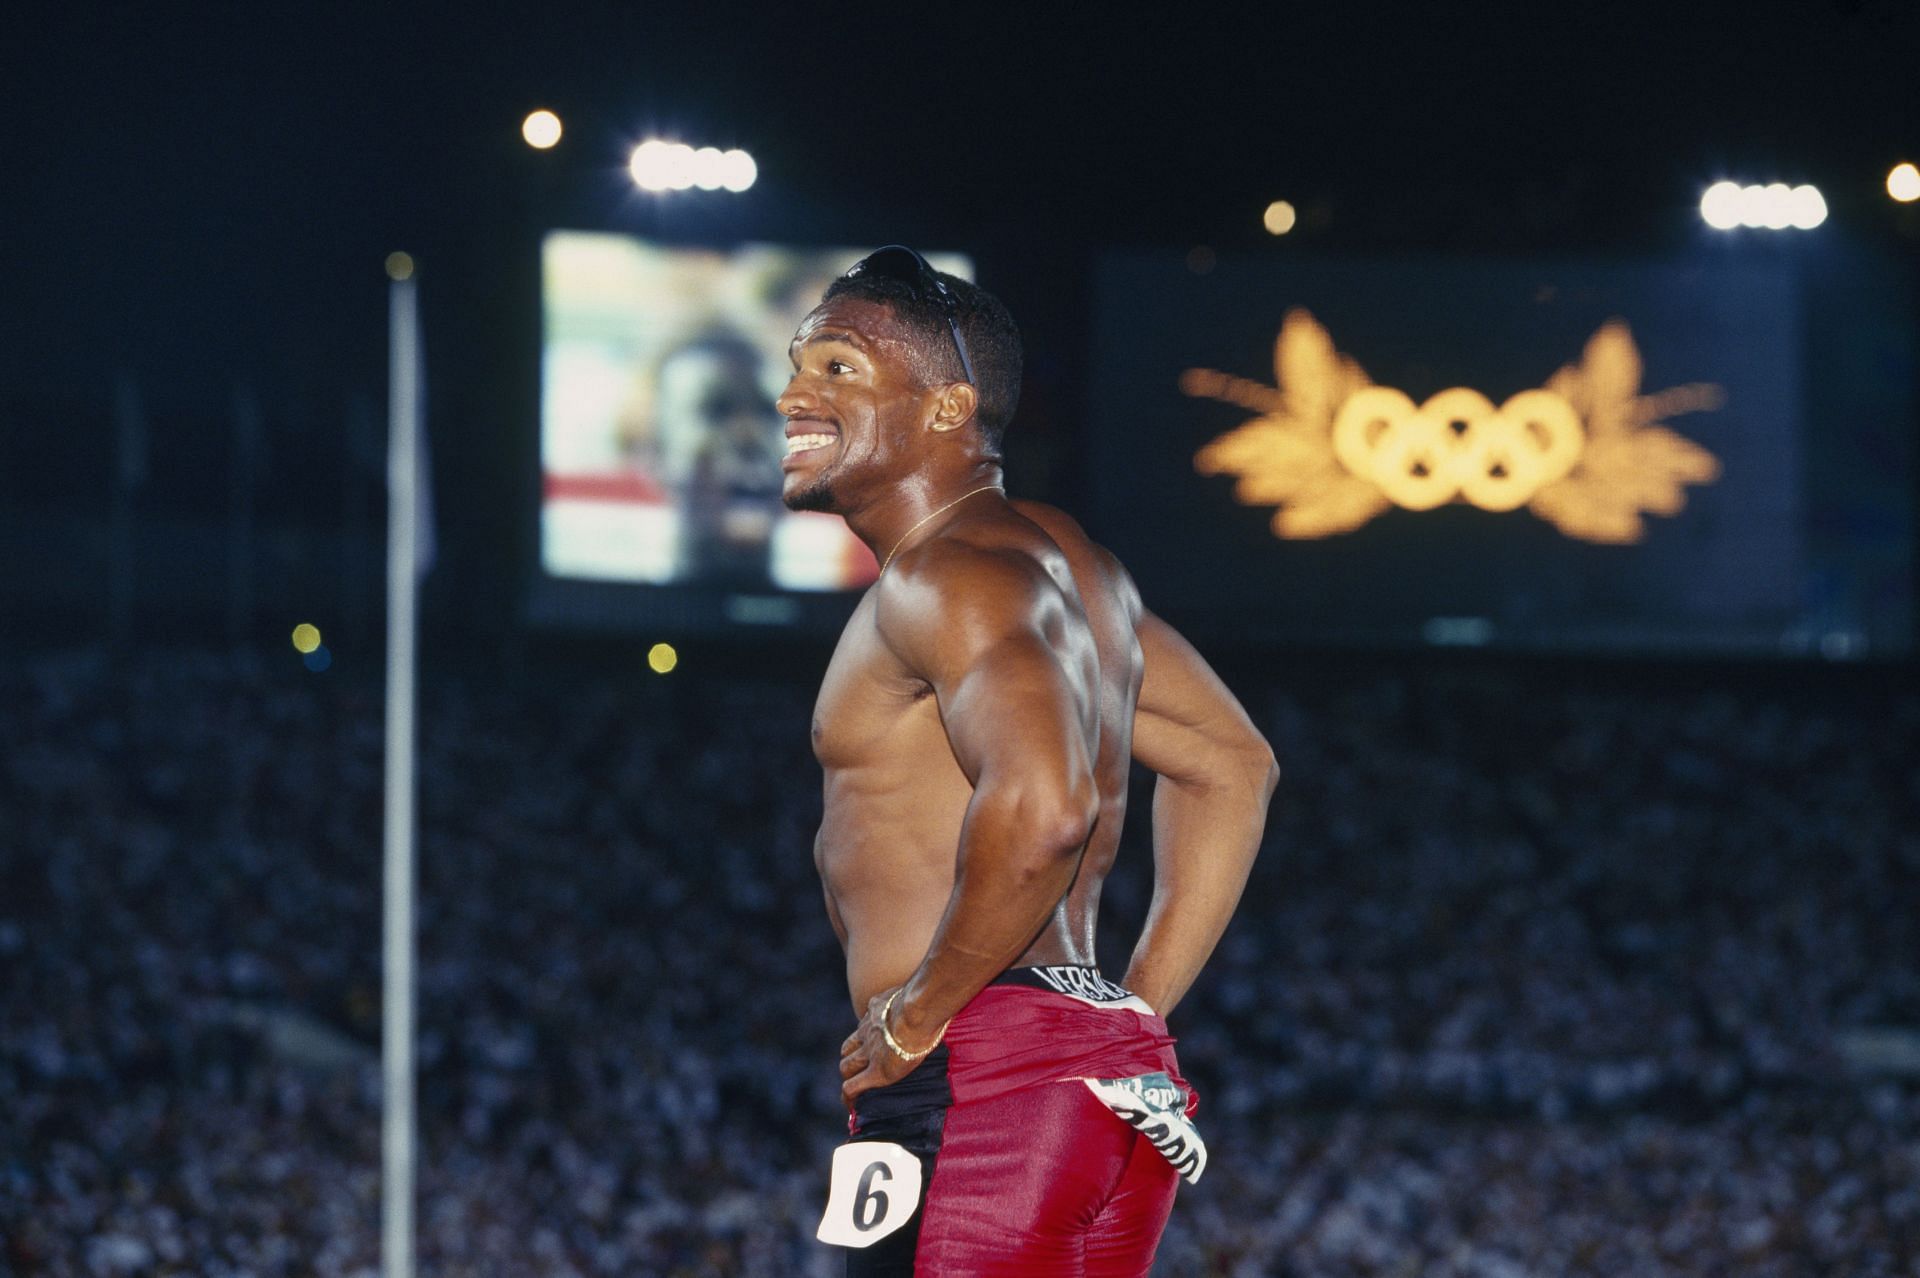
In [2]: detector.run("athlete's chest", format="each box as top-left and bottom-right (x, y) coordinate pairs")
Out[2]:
(811, 595), (936, 771)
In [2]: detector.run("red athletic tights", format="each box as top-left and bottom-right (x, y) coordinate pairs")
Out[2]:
(913, 1080), (1177, 1276)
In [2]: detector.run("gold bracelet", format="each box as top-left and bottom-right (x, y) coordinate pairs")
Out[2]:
(879, 989), (949, 1062)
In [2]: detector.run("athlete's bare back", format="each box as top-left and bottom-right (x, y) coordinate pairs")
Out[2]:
(813, 499), (1143, 1013)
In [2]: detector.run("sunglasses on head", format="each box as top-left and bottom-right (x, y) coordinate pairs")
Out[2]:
(842, 245), (977, 386)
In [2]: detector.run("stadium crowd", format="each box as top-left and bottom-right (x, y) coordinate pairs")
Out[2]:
(3, 645), (1916, 1276)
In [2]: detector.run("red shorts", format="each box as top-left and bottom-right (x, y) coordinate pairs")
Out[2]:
(828, 967), (1201, 1277)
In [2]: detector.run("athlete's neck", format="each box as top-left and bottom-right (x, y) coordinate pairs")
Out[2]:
(843, 464), (1006, 570)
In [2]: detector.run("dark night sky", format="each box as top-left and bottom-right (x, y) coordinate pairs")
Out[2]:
(4, 1), (1915, 603)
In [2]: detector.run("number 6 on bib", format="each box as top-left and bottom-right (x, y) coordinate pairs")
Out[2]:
(815, 1141), (923, 1247)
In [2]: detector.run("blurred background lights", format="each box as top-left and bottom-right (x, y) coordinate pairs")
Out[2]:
(720, 149), (756, 192)
(1699, 181), (1743, 229)
(1787, 184), (1827, 229)
(1889, 162), (1920, 203)
(630, 140), (755, 193)
(1262, 200), (1298, 236)
(692, 147), (728, 190)
(291, 622), (322, 654)
(631, 140), (694, 190)
(303, 645), (332, 673)
(521, 109), (563, 150)
(1700, 181), (1825, 231)
(647, 642), (678, 674)
(1761, 183), (1795, 230)
(384, 251), (414, 280)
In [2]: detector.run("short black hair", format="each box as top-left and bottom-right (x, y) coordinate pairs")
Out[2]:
(822, 268), (1023, 459)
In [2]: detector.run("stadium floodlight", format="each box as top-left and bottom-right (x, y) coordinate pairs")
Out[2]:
(720, 149), (757, 192)
(630, 139), (756, 193)
(1786, 185), (1827, 229)
(629, 140), (695, 191)
(1700, 181), (1743, 229)
(692, 147), (728, 190)
(1888, 162), (1920, 204)
(521, 110), (563, 150)
(1700, 181), (1826, 231)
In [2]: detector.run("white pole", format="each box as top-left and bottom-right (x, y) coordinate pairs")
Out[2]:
(382, 259), (421, 1278)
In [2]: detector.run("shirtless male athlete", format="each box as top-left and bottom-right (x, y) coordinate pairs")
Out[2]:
(779, 247), (1278, 1275)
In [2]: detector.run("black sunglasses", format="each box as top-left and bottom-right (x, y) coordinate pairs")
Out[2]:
(841, 245), (977, 386)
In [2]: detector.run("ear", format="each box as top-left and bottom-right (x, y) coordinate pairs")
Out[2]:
(928, 382), (979, 434)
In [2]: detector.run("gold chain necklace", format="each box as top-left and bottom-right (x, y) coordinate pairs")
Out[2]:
(880, 485), (1003, 574)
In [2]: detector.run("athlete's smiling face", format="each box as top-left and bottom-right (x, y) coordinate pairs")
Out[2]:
(776, 297), (942, 514)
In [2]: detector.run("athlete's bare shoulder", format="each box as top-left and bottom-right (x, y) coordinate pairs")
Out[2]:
(1010, 499), (1143, 625)
(873, 505), (1085, 677)
(886, 502), (1084, 598)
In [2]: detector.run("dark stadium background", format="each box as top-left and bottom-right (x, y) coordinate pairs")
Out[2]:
(4, 3), (1919, 1275)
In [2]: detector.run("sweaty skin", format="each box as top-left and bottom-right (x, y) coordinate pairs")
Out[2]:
(776, 295), (1277, 1106)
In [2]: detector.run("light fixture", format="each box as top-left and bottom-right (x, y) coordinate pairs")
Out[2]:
(1888, 162), (1920, 204)
(521, 110), (563, 150)
(630, 139), (755, 193)
(1700, 181), (1826, 231)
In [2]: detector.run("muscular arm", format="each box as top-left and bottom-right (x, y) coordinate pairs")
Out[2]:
(1124, 611), (1279, 1018)
(839, 545), (1100, 1099)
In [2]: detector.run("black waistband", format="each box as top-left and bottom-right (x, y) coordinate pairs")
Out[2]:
(849, 968), (1135, 1131)
(992, 965), (1136, 1003)
(850, 1044), (952, 1131)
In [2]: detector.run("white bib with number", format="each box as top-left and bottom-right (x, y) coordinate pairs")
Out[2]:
(816, 1141), (924, 1248)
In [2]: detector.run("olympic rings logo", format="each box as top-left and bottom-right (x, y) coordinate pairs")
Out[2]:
(1186, 310), (1723, 543)
(1330, 386), (1585, 512)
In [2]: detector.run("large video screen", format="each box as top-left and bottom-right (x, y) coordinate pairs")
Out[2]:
(539, 232), (971, 601)
(1086, 251), (1914, 657)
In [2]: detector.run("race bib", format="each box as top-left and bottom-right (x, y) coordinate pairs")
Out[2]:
(1082, 1072), (1208, 1184)
(816, 1141), (924, 1248)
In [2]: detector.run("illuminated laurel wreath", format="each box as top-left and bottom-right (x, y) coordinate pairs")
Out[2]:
(1184, 311), (1724, 544)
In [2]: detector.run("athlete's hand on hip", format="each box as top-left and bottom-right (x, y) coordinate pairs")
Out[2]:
(840, 986), (928, 1107)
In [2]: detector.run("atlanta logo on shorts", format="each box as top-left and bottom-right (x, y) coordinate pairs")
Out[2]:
(1083, 1071), (1208, 1184)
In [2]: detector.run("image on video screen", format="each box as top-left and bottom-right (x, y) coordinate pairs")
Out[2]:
(540, 232), (972, 593)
